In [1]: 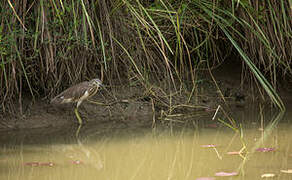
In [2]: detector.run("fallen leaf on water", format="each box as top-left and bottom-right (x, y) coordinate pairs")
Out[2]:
(24, 162), (39, 166)
(201, 144), (216, 148)
(39, 162), (54, 167)
(196, 177), (215, 180)
(280, 169), (292, 173)
(256, 147), (275, 152)
(215, 172), (238, 177)
(24, 162), (54, 167)
(261, 173), (276, 178)
(72, 160), (83, 165)
(227, 151), (241, 155)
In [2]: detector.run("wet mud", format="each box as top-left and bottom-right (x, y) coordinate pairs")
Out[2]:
(1, 61), (291, 131)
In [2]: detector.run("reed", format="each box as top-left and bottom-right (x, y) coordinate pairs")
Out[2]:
(0, 0), (290, 115)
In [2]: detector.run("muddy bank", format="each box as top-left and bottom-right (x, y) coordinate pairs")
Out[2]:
(0, 84), (247, 130)
(1, 61), (290, 130)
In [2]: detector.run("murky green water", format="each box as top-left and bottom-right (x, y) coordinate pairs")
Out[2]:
(1, 107), (292, 180)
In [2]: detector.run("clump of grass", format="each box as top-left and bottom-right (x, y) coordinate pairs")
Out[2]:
(0, 0), (290, 117)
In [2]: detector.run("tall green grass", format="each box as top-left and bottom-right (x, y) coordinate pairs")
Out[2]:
(0, 0), (290, 114)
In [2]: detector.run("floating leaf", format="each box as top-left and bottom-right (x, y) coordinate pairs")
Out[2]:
(24, 162), (54, 167)
(24, 162), (40, 166)
(227, 151), (241, 155)
(72, 160), (83, 165)
(201, 144), (216, 148)
(215, 172), (238, 176)
(256, 148), (275, 152)
(261, 173), (276, 178)
(196, 177), (215, 180)
(39, 162), (54, 167)
(281, 169), (292, 173)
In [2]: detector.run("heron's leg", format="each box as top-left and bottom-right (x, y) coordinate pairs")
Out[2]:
(79, 105), (89, 115)
(74, 107), (83, 125)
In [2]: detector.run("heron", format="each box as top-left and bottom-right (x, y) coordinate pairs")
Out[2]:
(51, 78), (103, 125)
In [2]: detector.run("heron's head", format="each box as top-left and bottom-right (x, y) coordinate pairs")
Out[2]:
(90, 78), (103, 87)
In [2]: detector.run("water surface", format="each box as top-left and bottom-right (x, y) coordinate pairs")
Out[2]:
(0, 106), (292, 180)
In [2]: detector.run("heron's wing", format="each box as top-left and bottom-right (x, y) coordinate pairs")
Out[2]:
(51, 81), (90, 104)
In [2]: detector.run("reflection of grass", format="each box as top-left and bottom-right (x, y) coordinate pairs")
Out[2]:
(218, 115), (247, 159)
(216, 102), (285, 177)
